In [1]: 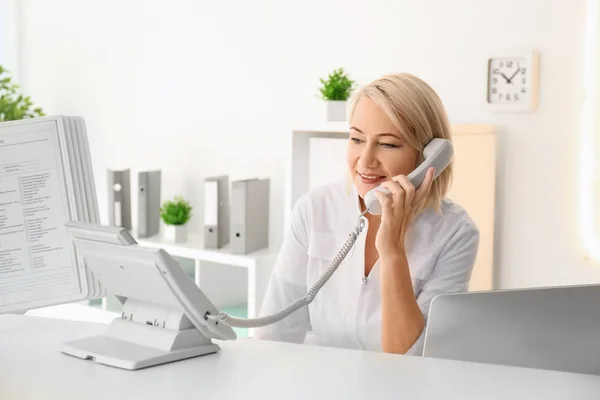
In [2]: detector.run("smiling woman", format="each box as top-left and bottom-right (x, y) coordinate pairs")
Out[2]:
(346, 74), (453, 215)
(254, 72), (480, 356)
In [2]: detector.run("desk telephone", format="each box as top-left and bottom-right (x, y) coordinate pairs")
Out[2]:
(209, 138), (454, 328)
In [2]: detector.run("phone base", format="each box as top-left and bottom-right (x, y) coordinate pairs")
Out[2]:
(60, 317), (220, 370)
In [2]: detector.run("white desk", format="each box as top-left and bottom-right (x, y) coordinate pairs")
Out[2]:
(1, 316), (600, 399)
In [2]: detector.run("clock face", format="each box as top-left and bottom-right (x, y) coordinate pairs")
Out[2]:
(487, 58), (529, 105)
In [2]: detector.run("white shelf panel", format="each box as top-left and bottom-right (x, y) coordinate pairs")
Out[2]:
(292, 122), (350, 135)
(135, 232), (280, 269)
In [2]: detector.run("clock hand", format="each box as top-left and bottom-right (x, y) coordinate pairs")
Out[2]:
(508, 68), (520, 83)
(501, 73), (511, 83)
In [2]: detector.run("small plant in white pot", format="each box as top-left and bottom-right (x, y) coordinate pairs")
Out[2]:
(160, 196), (192, 243)
(318, 68), (355, 122)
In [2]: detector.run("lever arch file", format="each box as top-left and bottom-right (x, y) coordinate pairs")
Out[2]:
(107, 169), (131, 230)
(203, 175), (229, 249)
(230, 178), (269, 254)
(138, 170), (161, 238)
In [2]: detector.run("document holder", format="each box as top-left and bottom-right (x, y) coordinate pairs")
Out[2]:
(60, 221), (236, 370)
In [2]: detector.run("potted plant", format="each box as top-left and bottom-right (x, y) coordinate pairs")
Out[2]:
(160, 196), (192, 243)
(0, 65), (45, 121)
(318, 68), (355, 122)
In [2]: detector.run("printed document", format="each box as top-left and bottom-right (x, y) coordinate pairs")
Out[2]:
(0, 127), (80, 308)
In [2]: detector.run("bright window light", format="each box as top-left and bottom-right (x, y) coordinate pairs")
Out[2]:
(581, 0), (600, 261)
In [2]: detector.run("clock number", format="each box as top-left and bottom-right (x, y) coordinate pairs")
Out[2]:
(521, 68), (526, 74)
(522, 88), (526, 93)
(506, 93), (511, 101)
(507, 61), (513, 68)
(514, 94), (519, 101)
(492, 78), (498, 84)
(492, 88), (497, 94)
(498, 93), (503, 100)
(493, 68), (500, 74)
(522, 78), (526, 84)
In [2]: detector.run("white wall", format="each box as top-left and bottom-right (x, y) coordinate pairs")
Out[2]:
(15, 0), (600, 290)
(0, 0), (20, 77)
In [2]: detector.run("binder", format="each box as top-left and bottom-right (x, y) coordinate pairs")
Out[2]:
(230, 178), (269, 254)
(138, 170), (161, 238)
(203, 175), (229, 249)
(107, 169), (131, 230)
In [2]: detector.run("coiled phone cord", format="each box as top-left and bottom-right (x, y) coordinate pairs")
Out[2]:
(206, 211), (368, 328)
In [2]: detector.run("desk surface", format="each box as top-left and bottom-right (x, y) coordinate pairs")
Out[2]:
(2, 315), (600, 400)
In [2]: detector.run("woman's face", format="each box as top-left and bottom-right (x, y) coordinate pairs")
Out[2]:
(347, 97), (420, 199)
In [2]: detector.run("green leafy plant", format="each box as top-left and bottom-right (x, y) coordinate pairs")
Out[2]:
(0, 65), (45, 121)
(160, 196), (193, 226)
(318, 68), (355, 101)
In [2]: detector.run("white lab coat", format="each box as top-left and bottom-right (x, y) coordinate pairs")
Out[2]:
(254, 180), (479, 355)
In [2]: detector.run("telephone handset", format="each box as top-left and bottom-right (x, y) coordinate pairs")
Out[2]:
(208, 138), (454, 329)
(363, 138), (454, 215)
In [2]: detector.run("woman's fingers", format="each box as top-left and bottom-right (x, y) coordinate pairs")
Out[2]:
(392, 174), (415, 207)
(380, 180), (404, 213)
(376, 167), (436, 218)
(373, 190), (393, 218)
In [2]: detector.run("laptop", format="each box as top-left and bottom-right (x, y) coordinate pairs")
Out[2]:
(423, 284), (600, 375)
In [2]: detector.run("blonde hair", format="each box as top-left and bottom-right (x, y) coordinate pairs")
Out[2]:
(348, 72), (453, 212)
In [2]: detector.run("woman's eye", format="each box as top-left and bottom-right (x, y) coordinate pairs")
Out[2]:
(350, 137), (362, 143)
(380, 143), (399, 149)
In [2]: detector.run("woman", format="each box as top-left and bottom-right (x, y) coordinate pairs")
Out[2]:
(254, 73), (480, 355)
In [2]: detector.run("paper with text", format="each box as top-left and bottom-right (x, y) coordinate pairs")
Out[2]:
(0, 127), (81, 308)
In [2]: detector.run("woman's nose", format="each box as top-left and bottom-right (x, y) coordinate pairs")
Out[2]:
(358, 145), (379, 169)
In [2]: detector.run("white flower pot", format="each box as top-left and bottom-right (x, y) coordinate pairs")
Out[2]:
(164, 224), (188, 243)
(326, 100), (347, 122)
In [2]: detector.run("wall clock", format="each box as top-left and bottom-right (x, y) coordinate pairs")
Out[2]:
(487, 50), (539, 111)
